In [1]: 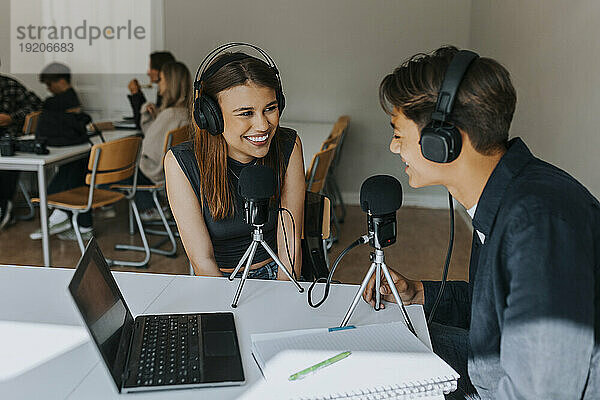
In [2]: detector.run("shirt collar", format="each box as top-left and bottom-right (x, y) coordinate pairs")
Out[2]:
(472, 137), (534, 236)
(465, 203), (486, 244)
(466, 203), (477, 219)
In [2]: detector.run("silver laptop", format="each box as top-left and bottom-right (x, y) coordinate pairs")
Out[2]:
(68, 238), (245, 393)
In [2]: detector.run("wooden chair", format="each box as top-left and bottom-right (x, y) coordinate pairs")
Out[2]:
(16, 111), (43, 221)
(306, 142), (338, 246)
(324, 116), (350, 223)
(112, 125), (190, 257)
(322, 116), (348, 144)
(305, 143), (337, 194)
(32, 136), (151, 267)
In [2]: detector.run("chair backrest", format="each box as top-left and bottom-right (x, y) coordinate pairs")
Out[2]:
(22, 111), (42, 135)
(328, 116), (350, 169)
(306, 144), (337, 193)
(324, 115), (349, 141)
(336, 115), (350, 130)
(162, 125), (189, 156)
(320, 135), (341, 152)
(85, 136), (142, 185)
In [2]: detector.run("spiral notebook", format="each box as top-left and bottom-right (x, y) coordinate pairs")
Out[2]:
(251, 321), (459, 399)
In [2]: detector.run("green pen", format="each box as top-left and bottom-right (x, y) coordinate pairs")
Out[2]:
(288, 351), (352, 381)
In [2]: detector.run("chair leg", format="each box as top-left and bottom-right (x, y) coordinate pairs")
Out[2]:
(189, 262), (195, 276)
(150, 191), (177, 255)
(115, 191), (177, 257)
(330, 198), (340, 244)
(145, 219), (180, 238)
(324, 180), (337, 209)
(71, 212), (86, 255)
(322, 239), (330, 270)
(17, 180), (35, 221)
(107, 200), (151, 268)
(128, 202), (135, 235)
(330, 177), (346, 223)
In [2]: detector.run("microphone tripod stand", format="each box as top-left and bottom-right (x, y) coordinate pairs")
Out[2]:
(228, 223), (304, 308)
(340, 246), (416, 335)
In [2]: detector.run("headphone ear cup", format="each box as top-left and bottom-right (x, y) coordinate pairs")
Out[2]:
(276, 89), (285, 115)
(198, 95), (224, 136)
(193, 97), (207, 130)
(420, 122), (462, 163)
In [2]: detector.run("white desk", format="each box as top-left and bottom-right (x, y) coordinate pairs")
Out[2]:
(0, 265), (442, 399)
(281, 121), (334, 170)
(0, 130), (139, 267)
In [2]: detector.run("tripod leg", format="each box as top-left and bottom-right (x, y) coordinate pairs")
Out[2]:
(381, 263), (417, 335)
(375, 263), (381, 311)
(228, 243), (254, 281)
(231, 241), (258, 308)
(340, 262), (377, 327)
(261, 241), (304, 293)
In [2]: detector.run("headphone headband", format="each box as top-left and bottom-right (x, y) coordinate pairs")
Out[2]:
(194, 42), (279, 89)
(431, 50), (479, 122)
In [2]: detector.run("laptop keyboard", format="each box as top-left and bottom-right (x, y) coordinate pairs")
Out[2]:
(135, 315), (201, 386)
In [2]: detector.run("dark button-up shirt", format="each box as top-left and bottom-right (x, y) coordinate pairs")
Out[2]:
(423, 138), (600, 399)
(0, 75), (42, 136)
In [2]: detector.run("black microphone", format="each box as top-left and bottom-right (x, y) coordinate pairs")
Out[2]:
(360, 175), (403, 249)
(238, 165), (275, 226)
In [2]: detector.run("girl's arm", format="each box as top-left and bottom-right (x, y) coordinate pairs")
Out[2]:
(276, 135), (305, 280)
(164, 150), (222, 277)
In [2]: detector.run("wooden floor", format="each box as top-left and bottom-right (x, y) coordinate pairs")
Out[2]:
(0, 202), (472, 284)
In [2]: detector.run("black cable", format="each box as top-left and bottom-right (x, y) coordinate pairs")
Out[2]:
(427, 192), (455, 325)
(278, 207), (296, 280)
(308, 235), (370, 308)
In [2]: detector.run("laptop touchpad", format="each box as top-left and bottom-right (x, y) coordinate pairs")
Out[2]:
(203, 331), (236, 357)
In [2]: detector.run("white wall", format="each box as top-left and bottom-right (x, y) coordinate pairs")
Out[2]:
(3, 0), (598, 203)
(164, 0), (472, 207)
(470, 0), (600, 199)
(0, 0), (166, 121)
(0, 0), (46, 97)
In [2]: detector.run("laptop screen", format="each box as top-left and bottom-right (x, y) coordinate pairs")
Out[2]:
(68, 239), (133, 390)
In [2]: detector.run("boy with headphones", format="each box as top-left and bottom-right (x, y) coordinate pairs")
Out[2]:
(363, 46), (599, 399)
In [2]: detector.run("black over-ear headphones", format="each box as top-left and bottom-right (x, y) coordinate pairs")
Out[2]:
(193, 42), (286, 136)
(420, 50), (479, 163)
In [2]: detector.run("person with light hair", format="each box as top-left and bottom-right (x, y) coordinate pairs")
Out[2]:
(135, 61), (191, 220)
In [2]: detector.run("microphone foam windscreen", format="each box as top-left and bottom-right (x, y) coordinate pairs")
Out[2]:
(238, 165), (275, 200)
(360, 175), (403, 215)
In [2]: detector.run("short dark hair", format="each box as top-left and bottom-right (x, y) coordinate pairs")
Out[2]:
(39, 62), (71, 84)
(149, 51), (175, 71)
(379, 46), (517, 155)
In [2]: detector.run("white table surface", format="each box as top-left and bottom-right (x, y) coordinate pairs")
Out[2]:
(0, 130), (138, 170)
(0, 265), (443, 400)
(281, 121), (333, 170)
(0, 130), (139, 267)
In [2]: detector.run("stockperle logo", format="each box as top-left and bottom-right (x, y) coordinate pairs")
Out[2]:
(11, 0), (152, 74)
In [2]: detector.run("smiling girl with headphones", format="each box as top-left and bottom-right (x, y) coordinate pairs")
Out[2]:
(164, 43), (304, 280)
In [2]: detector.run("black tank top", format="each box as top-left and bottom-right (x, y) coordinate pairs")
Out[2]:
(171, 127), (297, 268)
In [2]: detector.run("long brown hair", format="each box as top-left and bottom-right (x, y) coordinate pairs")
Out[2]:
(192, 53), (286, 220)
(160, 61), (192, 111)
